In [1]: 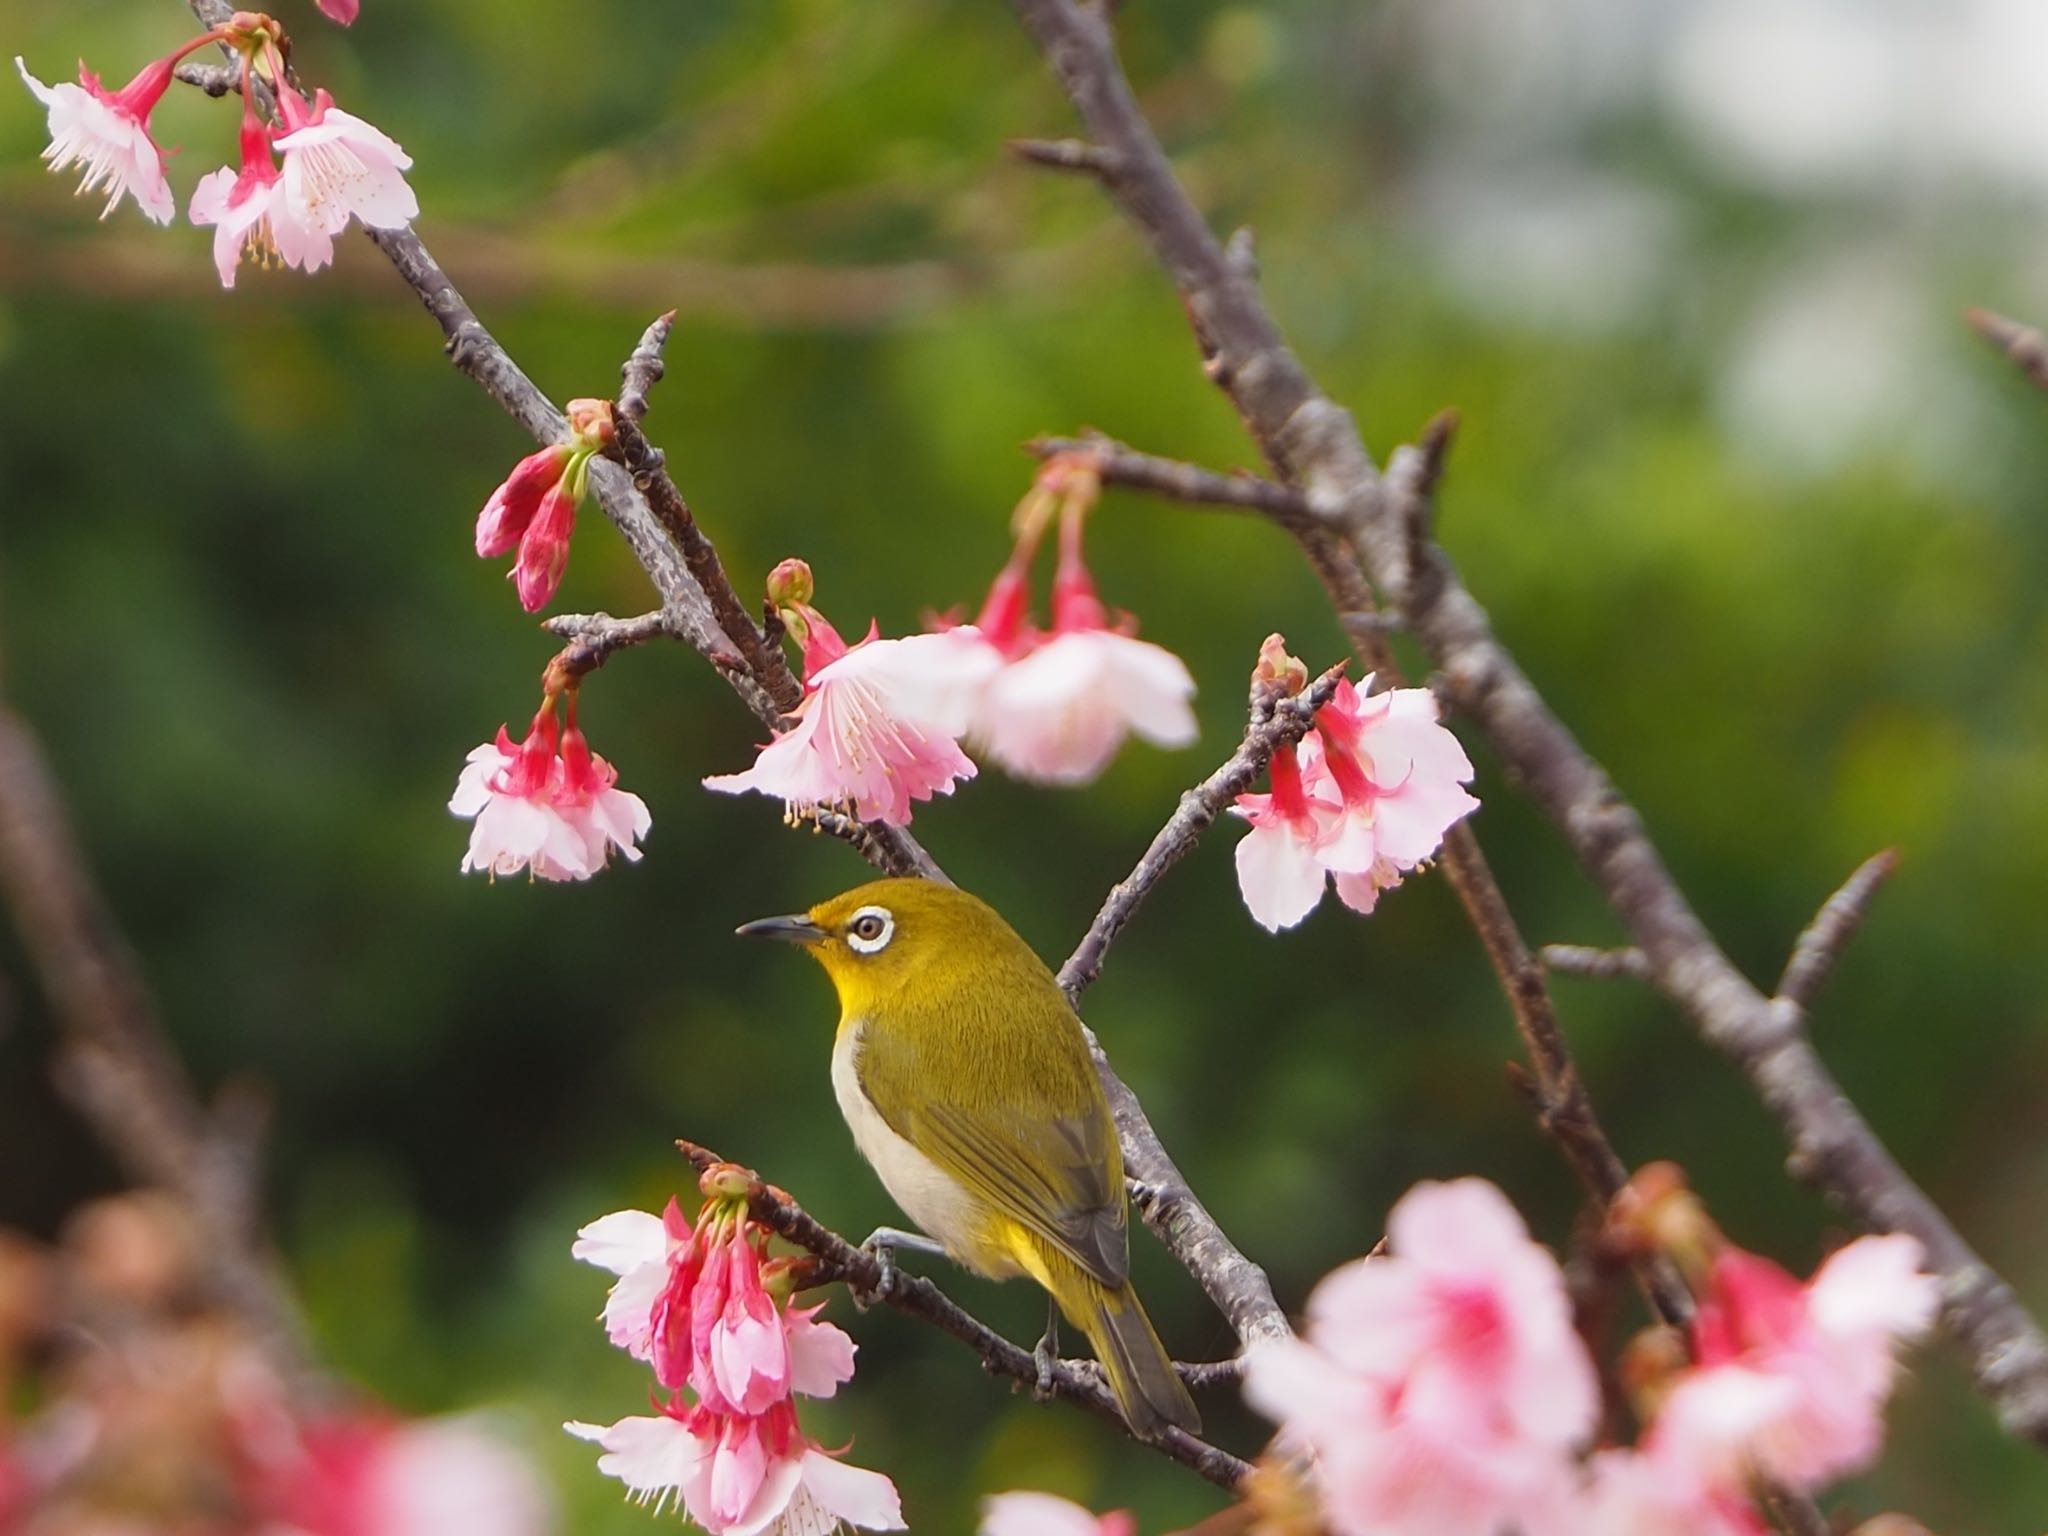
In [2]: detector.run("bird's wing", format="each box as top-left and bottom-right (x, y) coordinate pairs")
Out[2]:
(853, 1008), (1130, 1290)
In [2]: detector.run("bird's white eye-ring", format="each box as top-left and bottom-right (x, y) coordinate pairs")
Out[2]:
(846, 906), (895, 955)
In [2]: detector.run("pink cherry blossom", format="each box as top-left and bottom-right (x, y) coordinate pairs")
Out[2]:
(188, 100), (335, 288)
(246, 1413), (549, 1536)
(512, 478), (578, 613)
(273, 88), (417, 235)
(566, 1400), (902, 1536)
(16, 55), (181, 224)
(475, 445), (571, 559)
(969, 533), (1195, 785)
(981, 1492), (1137, 1536)
(575, 1199), (855, 1411)
(1311, 676), (1479, 871)
(318, 0), (362, 23)
(1231, 737), (1378, 931)
(1651, 1234), (1937, 1493)
(1530, 1449), (1768, 1536)
(1244, 1178), (1597, 1536)
(705, 607), (996, 827)
(449, 707), (649, 881)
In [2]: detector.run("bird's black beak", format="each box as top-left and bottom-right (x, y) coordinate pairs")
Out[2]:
(735, 912), (828, 945)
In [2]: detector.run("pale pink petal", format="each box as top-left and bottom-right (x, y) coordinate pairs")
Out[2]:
(1649, 1366), (1801, 1490)
(1805, 1234), (1938, 1347)
(979, 1492), (1109, 1536)
(784, 1308), (857, 1399)
(572, 1209), (668, 1276)
(364, 1418), (548, 1536)
(1233, 818), (1330, 931)
(724, 1456), (805, 1536)
(1371, 778), (1481, 868)
(1240, 1337), (1376, 1434)
(705, 1417), (771, 1530)
(601, 1260), (668, 1359)
(276, 105), (417, 233)
(564, 1416), (710, 1518)
(17, 58), (174, 224)
(796, 1449), (906, 1532)
(1099, 633), (1199, 746)
(831, 627), (1003, 736)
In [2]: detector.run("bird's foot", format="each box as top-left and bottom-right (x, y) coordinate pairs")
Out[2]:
(1032, 1305), (1061, 1402)
(857, 1227), (943, 1309)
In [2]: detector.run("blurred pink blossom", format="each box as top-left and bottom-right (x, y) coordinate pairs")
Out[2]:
(248, 1413), (550, 1536)
(1651, 1234), (1937, 1493)
(967, 518), (1195, 785)
(318, 0), (362, 24)
(1244, 1178), (1597, 1536)
(980, 1491), (1137, 1536)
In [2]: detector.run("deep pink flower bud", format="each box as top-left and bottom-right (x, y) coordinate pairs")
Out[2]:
(317, 0), (362, 25)
(475, 445), (570, 558)
(512, 479), (578, 612)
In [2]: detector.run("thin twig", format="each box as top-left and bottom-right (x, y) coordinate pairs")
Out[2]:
(1775, 849), (1899, 1013)
(1007, 0), (2048, 1445)
(1059, 662), (1345, 1000)
(541, 609), (677, 684)
(1541, 945), (1654, 983)
(675, 1141), (1249, 1490)
(1967, 307), (2048, 394)
(0, 702), (316, 1388)
(1030, 434), (1311, 526)
(617, 309), (676, 425)
(1006, 137), (1121, 178)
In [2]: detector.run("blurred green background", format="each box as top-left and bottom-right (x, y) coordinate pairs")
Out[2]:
(6, 0), (2048, 1529)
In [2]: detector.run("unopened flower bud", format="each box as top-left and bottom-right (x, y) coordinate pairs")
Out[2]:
(565, 397), (616, 450)
(766, 558), (815, 610)
(1605, 1162), (1722, 1280)
(1850, 1518), (1937, 1536)
(227, 11), (282, 43)
(1253, 633), (1310, 696)
(699, 1162), (756, 1204)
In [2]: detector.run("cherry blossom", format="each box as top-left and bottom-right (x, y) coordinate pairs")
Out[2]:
(1533, 1449), (1768, 1536)
(1231, 672), (1477, 929)
(273, 87), (417, 235)
(1231, 738), (1377, 931)
(1310, 676), (1479, 875)
(566, 1400), (902, 1536)
(188, 97), (335, 288)
(15, 52), (188, 225)
(1651, 1234), (1938, 1493)
(1244, 1178), (1597, 1536)
(981, 1492), (1137, 1536)
(475, 445), (572, 560)
(576, 1200), (855, 1412)
(449, 704), (649, 881)
(318, 0), (362, 24)
(967, 498), (1195, 785)
(706, 565), (996, 825)
(244, 1412), (550, 1536)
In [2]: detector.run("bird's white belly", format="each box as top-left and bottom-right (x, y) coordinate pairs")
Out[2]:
(831, 1020), (988, 1261)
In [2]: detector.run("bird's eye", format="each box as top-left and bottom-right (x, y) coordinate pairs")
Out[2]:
(845, 906), (895, 955)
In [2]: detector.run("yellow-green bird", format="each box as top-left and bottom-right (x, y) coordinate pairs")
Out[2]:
(738, 876), (1200, 1441)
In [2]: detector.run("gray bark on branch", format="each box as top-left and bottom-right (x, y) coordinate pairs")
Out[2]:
(1005, 0), (2048, 1446)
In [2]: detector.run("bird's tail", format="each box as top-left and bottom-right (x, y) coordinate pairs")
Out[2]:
(1065, 1272), (1201, 1441)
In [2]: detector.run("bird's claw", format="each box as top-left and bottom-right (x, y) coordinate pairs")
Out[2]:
(1032, 1330), (1059, 1402)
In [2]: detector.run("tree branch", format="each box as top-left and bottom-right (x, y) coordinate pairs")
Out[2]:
(1967, 307), (2048, 394)
(1775, 849), (1899, 1013)
(1541, 945), (1654, 983)
(675, 1141), (1249, 1490)
(0, 700), (316, 1389)
(1006, 0), (2048, 1445)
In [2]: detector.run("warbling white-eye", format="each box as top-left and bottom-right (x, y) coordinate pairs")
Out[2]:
(738, 876), (1200, 1440)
